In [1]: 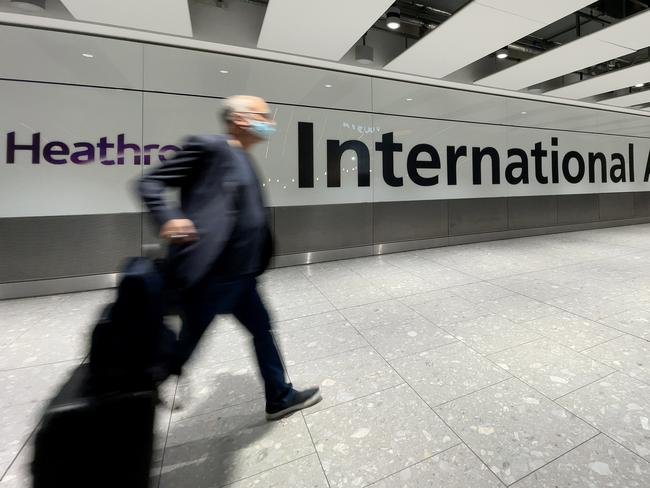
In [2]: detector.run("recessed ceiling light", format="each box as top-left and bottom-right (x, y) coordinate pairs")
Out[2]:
(324, 84), (333, 88)
(496, 48), (508, 60)
(521, 111), (527, 115)
(406, 98), (414, 101)
(386, 7), (401, 30)
(219, 69), (229, 74)
(635, 83), (645, 88)
(82, 53), (94, 58)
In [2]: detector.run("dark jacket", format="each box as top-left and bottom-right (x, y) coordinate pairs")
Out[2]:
(138, 135), (273, 288)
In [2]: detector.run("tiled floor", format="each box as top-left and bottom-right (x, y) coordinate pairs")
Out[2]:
(2, 224), (650, 487)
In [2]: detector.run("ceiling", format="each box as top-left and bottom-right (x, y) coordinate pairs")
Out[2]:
(2, 0), (650, 111)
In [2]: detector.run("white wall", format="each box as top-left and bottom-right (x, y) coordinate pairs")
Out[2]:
(2, 24), (650, 219)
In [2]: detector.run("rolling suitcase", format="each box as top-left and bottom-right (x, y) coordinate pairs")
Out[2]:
(32, 257), (175, 487)
(31, 364), (156, 488)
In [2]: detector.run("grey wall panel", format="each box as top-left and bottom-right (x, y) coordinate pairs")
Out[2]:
(0, 214), (141, 283)
(373, 201), (448, 243)
(507, 196), (557, 230)
(633, 192), (650, 217)
(448, 198), (508, 236)
(600, 193), (635, 221)
(557, 194), (599, 224)
(274, 203), (372, 255)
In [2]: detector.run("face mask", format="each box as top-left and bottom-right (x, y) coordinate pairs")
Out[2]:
(246, 118), (276, 139)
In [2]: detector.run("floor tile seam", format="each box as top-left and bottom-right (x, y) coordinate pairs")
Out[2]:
(423, 246), (650, 285)
(497, 284), (633, 333)
(285, 343), (373, 369)
(285, 343), (384, 371)
(552, 370), (619, 403)
(170, 384), (264, 426)
(361, 338), (462, 363)
(354, 311), (453, 334)
(174, 361), (401, 424)
(299, 412), (332, 488)
(516, 314), (626, 350)
(361, 334), (503, 485)
(168, 393), (267, 424)
(436, 354), (607, 438)
(211, 317), (354, 346)
(157, 377), (179, 488)
(592, 316), (650, 341)
(579, 333), (635, 355)
(0, 356), (86, 374)
(218, 448), (323, 488)
(399, 297), (495, 331)
(484, 334), (620, 375)
(302, 382), (408, 419)
(0, 419), (40, 482)
(404, 377), (502, 485)
(598, 431), (650, 465)
(565, 235), (650, 251)
(359, 441), (468, 488)
(554, 379), (650, 448)
(275, 320), (359, 340)
(425, 377), (514, 411)
(503, 431), (602, 487)
(448, 333), (544, 358)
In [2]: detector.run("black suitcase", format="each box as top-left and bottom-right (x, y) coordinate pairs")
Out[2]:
(32, 257), (176, 487)
(31, 364), (156, 488)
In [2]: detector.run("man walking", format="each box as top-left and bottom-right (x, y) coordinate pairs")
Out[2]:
(138, 95), (321, 420)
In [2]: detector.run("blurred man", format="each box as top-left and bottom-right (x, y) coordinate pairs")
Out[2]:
(138, 95), (321, 420)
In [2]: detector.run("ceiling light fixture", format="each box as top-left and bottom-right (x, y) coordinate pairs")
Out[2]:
(324, 84), (333, 88)
(355, 34), (374, 65)
(496, 48), (508, 60)
(521, 111), (527, 115)
(635, 83), (645, 88)
(386, 7), (401, 30)
(82, 53), (94, 58)
(10, 0), (45, 11)
(406, 98), (413, 101)
(219, 69), (229, 74)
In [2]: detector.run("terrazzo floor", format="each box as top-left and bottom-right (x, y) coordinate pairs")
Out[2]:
(2, 224), (650, 487)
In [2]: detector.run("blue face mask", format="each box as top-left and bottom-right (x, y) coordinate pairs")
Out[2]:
(247, 119), (276, 139)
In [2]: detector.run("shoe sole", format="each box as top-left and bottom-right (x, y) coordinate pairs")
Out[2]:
(266, 391), (323, 421)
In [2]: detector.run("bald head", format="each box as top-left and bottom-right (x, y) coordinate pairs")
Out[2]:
(221, 95), (270, 125)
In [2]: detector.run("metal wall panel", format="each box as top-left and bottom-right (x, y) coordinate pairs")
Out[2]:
(0, 213), (141, 283)
(507, 196), (557, 229)
(557, 194), (600, 224)
(448, 198), (508, 236)
(633, 192), (650, 217)
(373, 200), (448, 243)
(600, 193), (636, 221)
(274, 203), (373, 255)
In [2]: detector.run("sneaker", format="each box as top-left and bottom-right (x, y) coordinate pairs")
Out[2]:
(266, 387), (322, 421)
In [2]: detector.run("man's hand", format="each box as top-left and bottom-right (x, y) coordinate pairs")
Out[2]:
(160, 219), (199, 244)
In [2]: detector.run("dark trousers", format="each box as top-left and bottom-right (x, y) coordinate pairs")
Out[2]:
(171, 273), (292, 405)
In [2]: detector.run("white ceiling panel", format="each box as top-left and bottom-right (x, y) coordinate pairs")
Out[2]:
(476, 0), (593, 23)
(384, 0), (593, 79)
(60, 0), (192, 36)
(544, 61), (650, 99)
(257, 0), (394, 60)
(592, 10), (650, 50)
(476, 37), (634, 90)
(475, 10), (650, 91)
(601, 90), (650, 107)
